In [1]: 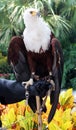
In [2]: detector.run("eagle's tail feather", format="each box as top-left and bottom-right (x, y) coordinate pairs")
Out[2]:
(48, 68), (60, 123)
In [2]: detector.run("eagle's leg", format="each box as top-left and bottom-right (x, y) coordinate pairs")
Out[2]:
(49, 51), (57, 90)
(47, 67), (55, 88)
(49, 72), (55, 89)
(22, 53), (37, 87)
(46, 57), (55, 89)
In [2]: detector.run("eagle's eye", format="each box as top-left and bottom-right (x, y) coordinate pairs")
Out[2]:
(30, 11), (33, 14)
(30, 11), (37, 16)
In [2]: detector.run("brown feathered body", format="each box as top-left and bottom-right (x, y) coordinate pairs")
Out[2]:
(8, 33), (60, 79)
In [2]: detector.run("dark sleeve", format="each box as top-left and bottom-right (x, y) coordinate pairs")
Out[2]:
(0, 78), (37, 112)
(0, 78), (25, 104)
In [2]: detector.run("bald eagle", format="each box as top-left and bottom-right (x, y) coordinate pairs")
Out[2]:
(8, 8), (64, 123)
(23, 8), (55, 86)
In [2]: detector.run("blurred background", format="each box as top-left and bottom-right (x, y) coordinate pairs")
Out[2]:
(0, 0), (76, 90)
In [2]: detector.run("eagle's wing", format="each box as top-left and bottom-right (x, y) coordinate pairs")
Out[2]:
(8, 36), (26, 65)
(48, 36), (64, 123)
(51, 37), (64, 87)
(7, 36), (30, 82)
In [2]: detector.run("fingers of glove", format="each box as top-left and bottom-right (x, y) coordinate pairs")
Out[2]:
(27, 80), (52, 97)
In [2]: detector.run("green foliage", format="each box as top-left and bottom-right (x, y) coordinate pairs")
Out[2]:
(0, 52), (11, 73)
(62, 43), (76, 89)
(0, 43), (8, 55)
(8, 73), (15, 80)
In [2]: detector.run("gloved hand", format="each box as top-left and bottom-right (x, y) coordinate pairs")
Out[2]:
(0, 78), (51, 112)
(27, 80), (51, 97)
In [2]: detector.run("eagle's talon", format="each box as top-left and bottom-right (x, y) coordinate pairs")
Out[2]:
(31, 72), (39, 81)
(49, 79), (55, 90)
(22, 78), (33, 87)
(34, 75), (39, 81)
(47, 77), (55, 91)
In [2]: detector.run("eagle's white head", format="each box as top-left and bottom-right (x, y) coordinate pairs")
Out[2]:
(23, 8), (51, 53)
(23, 8), (40, 28)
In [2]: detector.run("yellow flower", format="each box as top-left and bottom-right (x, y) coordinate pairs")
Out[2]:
(53, 107), (63, 126)
(1, 108), (16, 128)
(59, 89), (74, 109)
(71, 111), (76, 127)
(61, 121), (73, 130)
(48, 121), (62, 130)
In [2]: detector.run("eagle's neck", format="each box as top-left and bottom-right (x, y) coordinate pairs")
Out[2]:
(23, 18), (51, 53)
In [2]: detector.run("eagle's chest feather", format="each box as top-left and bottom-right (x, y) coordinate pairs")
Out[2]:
(27, 46), (52, 61)
(26, 45), (53, 77)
